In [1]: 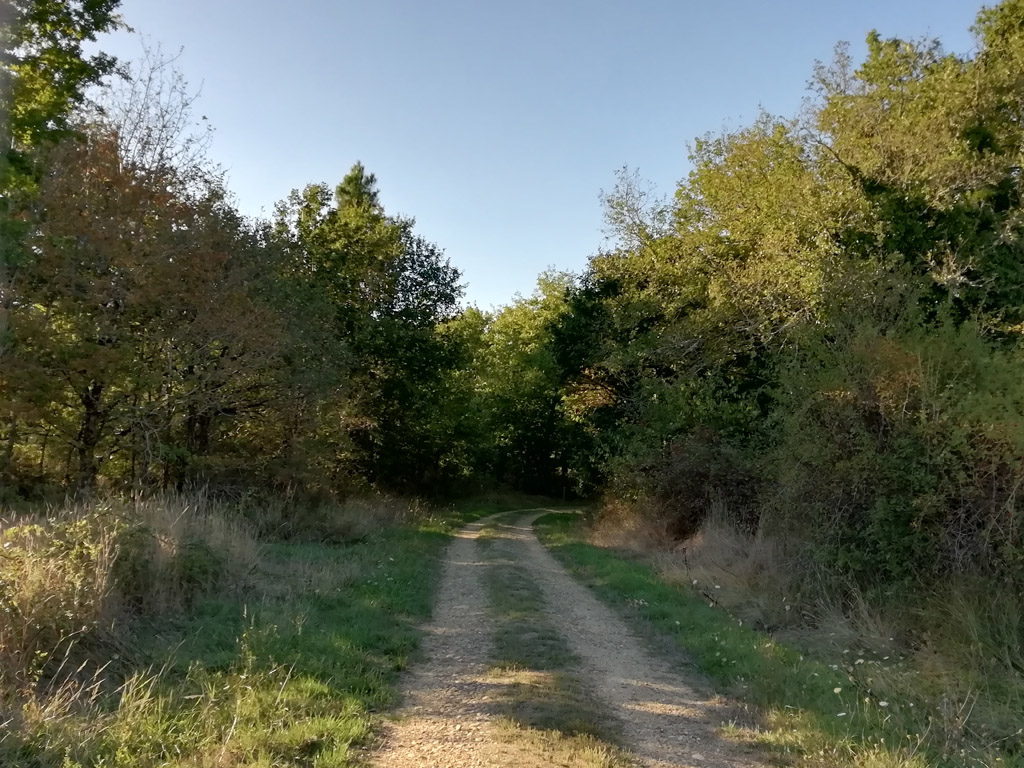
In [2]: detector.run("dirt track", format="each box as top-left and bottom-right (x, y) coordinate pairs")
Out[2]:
(369, 511), (766, 768)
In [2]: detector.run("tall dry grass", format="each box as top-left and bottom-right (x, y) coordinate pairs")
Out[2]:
(591, 495), (1024, 760)
(242, 490), (426, 543)
(0, 493), (261, 693)
(0, 490), (429, 767)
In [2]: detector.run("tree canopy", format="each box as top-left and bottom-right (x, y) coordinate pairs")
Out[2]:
(4, 0), (1024, 591)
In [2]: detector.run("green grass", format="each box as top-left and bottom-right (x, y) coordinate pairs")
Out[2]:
(1, 501), (505, 768)
(536, 512), (1024, 768)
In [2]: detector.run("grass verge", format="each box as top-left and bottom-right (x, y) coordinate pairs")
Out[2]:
(536, 512), (1024, 768)
(1, 497), (506, 768)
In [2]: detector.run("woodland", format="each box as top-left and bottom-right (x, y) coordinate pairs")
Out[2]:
(4, 2), (1024, 766)
(6, 1), (1024, 591)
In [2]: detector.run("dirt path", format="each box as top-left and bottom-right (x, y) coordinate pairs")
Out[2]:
(368, 514), (509, 766)
(369, 511), (766, 768)
(508, 512), (764, 768)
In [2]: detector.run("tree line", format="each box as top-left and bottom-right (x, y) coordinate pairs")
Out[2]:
(481, 2), (1024, 589)
(5, 0), (1024, 589)
(1, 5), (466, 497)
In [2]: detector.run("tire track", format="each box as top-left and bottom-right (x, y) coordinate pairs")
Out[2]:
(370, 510), (766, 768)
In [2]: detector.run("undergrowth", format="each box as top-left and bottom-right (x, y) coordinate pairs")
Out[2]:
(538, 511), (1024, 768)
(0, 492), (504, 767)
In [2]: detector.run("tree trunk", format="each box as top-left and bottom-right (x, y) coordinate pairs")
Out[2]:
(75, 381), (106, 495)
(1, 416), (16, 479)
(184, 404), (213, 485)
(185, 405), (212, 457)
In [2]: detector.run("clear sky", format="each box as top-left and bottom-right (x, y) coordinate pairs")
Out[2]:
(94, 0), (980, 309)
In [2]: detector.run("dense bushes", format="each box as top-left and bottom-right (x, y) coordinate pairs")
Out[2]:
(769, 322), (1024, 586)
(0, 496), (260, 692)
(508, 2), (1024, 595)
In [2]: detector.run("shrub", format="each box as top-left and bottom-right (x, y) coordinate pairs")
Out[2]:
(250, 491), (423, 544)
(0, 494), (261, 691)
(645, 428), (761, 538)
(770, 321), (1024, 588)
(0, 514), (121, 691)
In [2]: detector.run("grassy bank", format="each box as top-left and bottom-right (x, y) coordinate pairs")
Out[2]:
(537, 512), (1024, 768)
(0, 494), (509, 768)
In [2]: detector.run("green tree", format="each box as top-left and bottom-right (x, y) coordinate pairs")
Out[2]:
(272, 164), (462, 492)
(1, 0), (122, 487)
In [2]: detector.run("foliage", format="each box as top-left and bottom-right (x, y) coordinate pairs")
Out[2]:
(270, 165), (464, 493)
(1, 0), (120, 154)
(518, 2), (1024, 591)
(1, 15), (465, 497)
(4, 0), (1024, 677)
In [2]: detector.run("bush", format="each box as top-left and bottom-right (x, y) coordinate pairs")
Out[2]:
(646, 428), (761, 538)
(246, 491), (423, 544)
(769, 321), (1024, 588)
(0, 494), (260, 691)
(0, 513), (123, 693)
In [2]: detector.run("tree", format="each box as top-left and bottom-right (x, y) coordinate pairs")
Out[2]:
(3, 50), (285, 494)
(1, 0), (122, 352)
(1, 0), (122, 488)
(271, 164), (463, 492)
(1, 0), (121, 153)
(553, 2), (1024, 577)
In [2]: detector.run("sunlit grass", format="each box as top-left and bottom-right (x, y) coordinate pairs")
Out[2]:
(536, 512), (1024, 768)
(0, 496), (509, 767)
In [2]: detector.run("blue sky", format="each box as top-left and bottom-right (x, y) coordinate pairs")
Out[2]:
(95, 0), (980, 309)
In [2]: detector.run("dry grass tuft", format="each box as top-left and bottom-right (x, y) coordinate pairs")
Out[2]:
(587, 497), (1024, 764)
(251, 492), (426, 543)
(654, 499), (801, 634)
(0, 493), (261, 694)
(588, 497), (673, 552)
